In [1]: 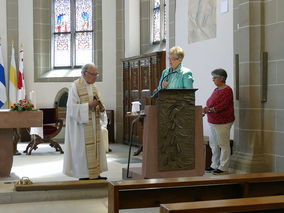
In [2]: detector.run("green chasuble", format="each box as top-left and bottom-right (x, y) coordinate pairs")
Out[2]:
(158, 63), (194, 89)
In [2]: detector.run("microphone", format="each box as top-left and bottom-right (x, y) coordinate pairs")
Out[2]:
(151, 70), (178, 98)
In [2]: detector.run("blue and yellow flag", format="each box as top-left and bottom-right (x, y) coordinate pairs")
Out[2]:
(0, 42), (7, 108)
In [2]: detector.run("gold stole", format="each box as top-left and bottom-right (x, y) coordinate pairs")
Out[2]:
(75, 78), (103, 179)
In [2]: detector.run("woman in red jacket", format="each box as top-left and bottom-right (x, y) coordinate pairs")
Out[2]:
(203, 68), (235, 174)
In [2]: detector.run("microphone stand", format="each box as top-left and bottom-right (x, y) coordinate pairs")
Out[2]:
(151, 70), (178, 98)
(126, 112), (145, 178)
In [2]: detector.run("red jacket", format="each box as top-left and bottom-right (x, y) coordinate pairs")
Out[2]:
(206, 86), (235, 124)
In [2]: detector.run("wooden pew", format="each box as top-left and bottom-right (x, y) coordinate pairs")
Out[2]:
(108, 172), (284, 213)
(160, 195), (284, 213)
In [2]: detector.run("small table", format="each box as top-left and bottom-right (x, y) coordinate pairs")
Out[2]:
(0, 110), (42, 177)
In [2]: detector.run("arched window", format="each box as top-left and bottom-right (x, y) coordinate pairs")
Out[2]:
(52, 0), (93, 68)
(152, 0), (166, 44)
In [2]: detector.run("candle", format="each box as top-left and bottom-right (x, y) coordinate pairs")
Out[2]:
(29, 90), (36, 109)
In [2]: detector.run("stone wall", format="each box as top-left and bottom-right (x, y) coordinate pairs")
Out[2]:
(231, 0), (284, 173)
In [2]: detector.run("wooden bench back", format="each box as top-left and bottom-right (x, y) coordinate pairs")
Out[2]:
(110, 172), (284, 190)
(160, 195), (284, 213)
(108, 172), (284, 213)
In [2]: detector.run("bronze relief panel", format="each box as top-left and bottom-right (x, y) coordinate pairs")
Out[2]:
(158, 89), (197, 171)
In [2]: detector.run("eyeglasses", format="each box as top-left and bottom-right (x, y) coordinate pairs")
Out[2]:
(87, 71), (99, 77)
(212, 76), (222, 80)
(168, 57), (178, 62)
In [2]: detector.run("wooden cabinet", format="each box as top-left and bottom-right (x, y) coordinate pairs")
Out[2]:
(122, 51), (166, 145)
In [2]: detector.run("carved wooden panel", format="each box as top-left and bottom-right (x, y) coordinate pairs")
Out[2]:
(123, 62), (130, 142)
(130, 62), (139, 91)
(151, 56), (161, 88)
(157, 89), (197, 171)
(141, 60), (150, 90)
(122, 51), (166, 145)
(140, 58), (151, 109)
(141, 89), (151, 109)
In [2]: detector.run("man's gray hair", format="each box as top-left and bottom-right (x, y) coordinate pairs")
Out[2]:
(81, 63), (96, 75)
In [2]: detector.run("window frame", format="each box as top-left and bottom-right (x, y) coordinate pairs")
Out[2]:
(151, 0), (166, 45)
(51, 0), (94, 70)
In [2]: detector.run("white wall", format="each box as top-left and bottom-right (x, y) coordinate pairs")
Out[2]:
(0, 0), (8, 108)
(102, 0), (116, 110)
(125, 0), (140, 57)
(18, 0), (65, 108)
(18, 0), (117, 110)
(175, 0), (234, 137)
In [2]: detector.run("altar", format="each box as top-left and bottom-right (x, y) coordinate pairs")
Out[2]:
(0, 110), (42, 177)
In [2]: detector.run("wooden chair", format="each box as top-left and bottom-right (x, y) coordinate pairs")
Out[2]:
(25, 108), (64, 155)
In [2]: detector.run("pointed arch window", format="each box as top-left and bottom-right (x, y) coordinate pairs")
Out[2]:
(52, 0), (94, 68)
(152, 0), (166, 44)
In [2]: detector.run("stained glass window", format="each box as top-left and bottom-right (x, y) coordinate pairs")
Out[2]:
(153, 0), (161, 43)
(76, 32), (93, 65)
(53, 0), (93, 68)
(54, 0), (71, 33)
(163, 2), (167, 41)
(76, 0), (93, 31)
(54, 34), (71, 67)
(152, 0), (166, 44)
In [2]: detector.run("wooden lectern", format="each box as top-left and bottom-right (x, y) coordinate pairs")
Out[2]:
(0, 110), (43, 177)
(123, 89), (205, 179)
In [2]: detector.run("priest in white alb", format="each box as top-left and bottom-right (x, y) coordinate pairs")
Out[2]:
(63, 63), (108, 180)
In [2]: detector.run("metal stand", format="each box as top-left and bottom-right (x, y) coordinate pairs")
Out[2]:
(126, 113), (145, 178)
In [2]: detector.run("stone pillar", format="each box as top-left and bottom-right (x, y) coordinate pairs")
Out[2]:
(230, 0), (268, 173)
(116, 0), (125, 143)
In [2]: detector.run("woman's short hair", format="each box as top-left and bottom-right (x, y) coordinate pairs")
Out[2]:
(169, 46), (184, 60)
(211, 68), (227, 83)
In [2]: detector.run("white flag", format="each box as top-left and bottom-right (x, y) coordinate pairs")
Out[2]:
(17, 46), (25, 101)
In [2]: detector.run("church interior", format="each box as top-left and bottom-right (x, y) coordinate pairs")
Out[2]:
(1, 0), (284, 212)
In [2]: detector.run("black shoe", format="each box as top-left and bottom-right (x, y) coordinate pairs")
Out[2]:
(79, 178), (90, 180)
(108, 148), (112, 152)
(91, 176), (107, 180)
(205, 167), (215, 172)
(213, 169), (226, 175)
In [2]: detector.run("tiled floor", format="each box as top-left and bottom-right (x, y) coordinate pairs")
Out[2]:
(0, 143), (160, 213)
(5, 143), (142, 182)
(0, 199), (159, 213)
